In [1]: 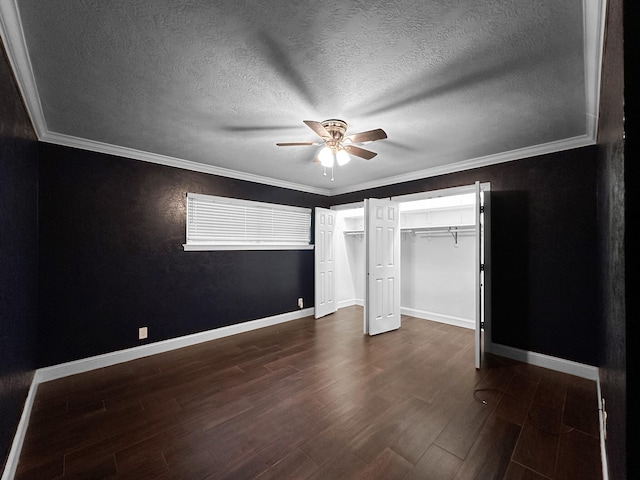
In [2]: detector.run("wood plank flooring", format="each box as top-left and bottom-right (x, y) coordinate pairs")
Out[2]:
(15, 307), (602, 479)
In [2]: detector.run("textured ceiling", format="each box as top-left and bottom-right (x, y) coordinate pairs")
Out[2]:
(1, 0), (604, 195)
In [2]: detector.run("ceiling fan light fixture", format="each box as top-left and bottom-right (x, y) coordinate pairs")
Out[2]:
(318, 146), (334, 167)
(336, 148), (350, 166)
(277, 119), (387, 179)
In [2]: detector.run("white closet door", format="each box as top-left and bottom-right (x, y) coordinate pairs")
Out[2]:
(365, 198), (401, 335)
(314, 207), (337, 319)
(482, 186), (492, 357)
(474, 181), (482, 369)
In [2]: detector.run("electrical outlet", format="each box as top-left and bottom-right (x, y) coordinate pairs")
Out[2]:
(298, 297), (304, 309)
(602, 397), (607, 440)
(139, 327), (148, 340)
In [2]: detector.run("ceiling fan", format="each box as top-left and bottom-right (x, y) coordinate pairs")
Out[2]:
(276, 119), (387, 170)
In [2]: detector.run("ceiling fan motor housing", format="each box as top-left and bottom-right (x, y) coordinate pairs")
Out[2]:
(276, 119), (383, 162)
(321, 119), (348, 146)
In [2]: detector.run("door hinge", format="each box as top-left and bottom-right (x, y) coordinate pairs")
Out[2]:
(481, 321), (485, 329)
(480, 205), (485, 213)
(480, 263), (485, 271)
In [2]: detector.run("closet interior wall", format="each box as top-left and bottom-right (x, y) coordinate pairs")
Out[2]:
(333, 194), (477, 329)
(335, 208), (365, 309)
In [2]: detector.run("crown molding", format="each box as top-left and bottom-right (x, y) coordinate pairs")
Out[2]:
(1, 0), (605, 198)
(40, 131), (332, 196)
(326, 135), (596, 196)
(41, 132), (596, 199)
(34, 131), (596, 198)
(0, 0), (330, 196)
(327, 0), (605, 197)
(0, 0), (47, 137)
(583, 0), (607, 142)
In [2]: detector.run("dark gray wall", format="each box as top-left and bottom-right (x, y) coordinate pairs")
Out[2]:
(624, 0), (638, 475)
(37, 145), (329, 367)
(37, 142), (601, 368)
(596, 0), (627, 478)
(331, 147), (600, 366)
(0, 46), (39, 470)
(1, 4), (632, 476)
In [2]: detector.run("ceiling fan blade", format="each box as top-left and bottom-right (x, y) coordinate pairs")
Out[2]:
(303, 120), (332, 139)
(344, 145), (377, 160)
(345, 128), (387, 143)
(276, 142), (318, 146)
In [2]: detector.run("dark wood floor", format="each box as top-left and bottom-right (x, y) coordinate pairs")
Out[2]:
(15, 306), (602, 480)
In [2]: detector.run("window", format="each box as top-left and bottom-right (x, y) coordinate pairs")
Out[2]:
(184, 193), (313, 251)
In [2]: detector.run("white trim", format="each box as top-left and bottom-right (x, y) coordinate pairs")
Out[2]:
(0, 0), (326, 197)
(596, 374), (610, 480)
(338, 303), (475, 331)
(327, 135), (595, 196)
(491, 343), (598, 380)
(1, 308), (313, 479)
(38, 132), (590, 198)
(392, 185), (477, 203)
(37, 308), (313, 383)
(0, 0), (47, 138)
(38, 131), (595, 199)
(183, 244), (314, 251)
(40, 132), (331, 196)
(1, 310), (606, 479)
(0, 0), (605, 198)
(391, 182), (492, 204)
(331, 202), (365, 211)
(583, 0), (607, 141)
(337, 298), (364, 309)
(1, 374), (38, 480)
(401, 307), (475, 330)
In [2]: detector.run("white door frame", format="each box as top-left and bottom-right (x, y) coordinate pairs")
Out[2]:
(474, 181), (482, 369)
(390, 182), (491, 366)
(325, 183), (491, 365)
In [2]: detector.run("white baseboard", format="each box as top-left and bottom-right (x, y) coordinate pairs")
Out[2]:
(37, 308), (314, 383)
(400, 307), (475, 330)
(337, 298), (363, 309)
(1, 375), (39, 480)
(596, 374), (609, 480)
(337, 302), (475, 333)
(3, 308), (604, 480)
(2, 307), (314, 479)
(490, 343), (598, 380)
(489, 343), (607, 476)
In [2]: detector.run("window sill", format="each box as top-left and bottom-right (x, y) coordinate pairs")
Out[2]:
(183, 244), (315, 251)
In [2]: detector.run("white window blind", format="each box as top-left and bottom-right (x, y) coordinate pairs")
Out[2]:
(184, 193), (312, 250)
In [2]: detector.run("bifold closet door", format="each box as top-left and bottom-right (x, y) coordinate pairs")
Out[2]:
(314, 207), (337, 319)
(474, 181), (483, 369)
(364, 198), (401, 335)
(475, 181), (491, 369)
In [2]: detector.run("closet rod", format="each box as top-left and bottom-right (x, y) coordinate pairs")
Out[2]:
(403, 225), (476, 246)
(403, 225), (476, 233)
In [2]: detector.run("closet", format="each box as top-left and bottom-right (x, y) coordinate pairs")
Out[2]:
(317, 182), (490, 368)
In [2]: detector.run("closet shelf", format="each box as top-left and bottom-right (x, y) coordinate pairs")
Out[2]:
(344, 225), (476, 236)
(401, 224), (476, 246)
(401, 224), (476, 233)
